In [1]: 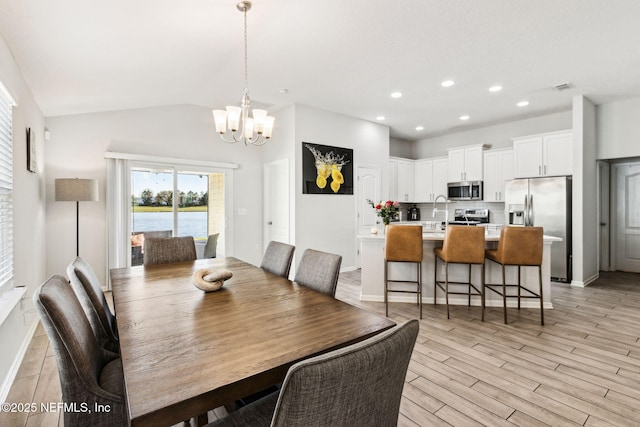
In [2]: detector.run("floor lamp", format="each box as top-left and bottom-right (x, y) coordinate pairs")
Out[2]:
(55, 178), (99, 257)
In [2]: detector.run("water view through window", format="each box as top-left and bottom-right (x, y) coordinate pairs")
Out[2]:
(130, 167), (225, 265)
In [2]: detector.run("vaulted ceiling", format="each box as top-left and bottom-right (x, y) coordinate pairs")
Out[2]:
(1, 0), (639, 140)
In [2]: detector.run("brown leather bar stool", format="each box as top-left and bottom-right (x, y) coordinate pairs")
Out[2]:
(434, 226), (485, 320)
(384, 224), (423, 319)
(484, 226), (544, 325)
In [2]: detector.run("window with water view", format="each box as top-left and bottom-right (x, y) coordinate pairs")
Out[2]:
(130, 166), (225, 265)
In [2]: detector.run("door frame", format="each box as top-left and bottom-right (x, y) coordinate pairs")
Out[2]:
(263, 159), (291, 251)
(355, 165), (382, 269)
(611, 159), (640, 272)
(598, 161), (611, 271)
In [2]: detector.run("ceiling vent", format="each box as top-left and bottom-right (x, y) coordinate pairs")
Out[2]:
(552, 82), (573, 91)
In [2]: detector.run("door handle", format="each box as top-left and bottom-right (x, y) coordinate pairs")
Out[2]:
(539, 165), (542, 176)
(523, 195), (528, 225)
(529, 195), (534, 226)
(267, 221), (273, 225)
(544, 165), (547, 175)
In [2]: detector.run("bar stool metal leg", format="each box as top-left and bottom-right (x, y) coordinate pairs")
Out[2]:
(384, 260), (389, 317)
(501, 264), (508, 324)
(538, 265), (544, 325)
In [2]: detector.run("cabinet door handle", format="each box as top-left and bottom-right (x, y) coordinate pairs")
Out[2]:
(539, 165), (542, 176)
(544, 165), (547, 175)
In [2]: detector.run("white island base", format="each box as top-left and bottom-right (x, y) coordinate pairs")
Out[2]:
(358, 232), (561, 310)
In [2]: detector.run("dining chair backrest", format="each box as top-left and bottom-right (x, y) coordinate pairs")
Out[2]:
(143, 236), (197, 265)
(270, 319), (418, 426)
(67, 256), (119, 353)
(33, 275), (127, 426)
(294, 249), (342, 297)
(203, 233), (220, 258)
(260, 241), (295, 278)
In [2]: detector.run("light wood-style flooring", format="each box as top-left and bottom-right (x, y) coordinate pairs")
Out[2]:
(3, 270), (640, 426)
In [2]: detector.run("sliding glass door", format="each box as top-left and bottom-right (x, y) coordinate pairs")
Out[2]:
(130, 164), (225, 265)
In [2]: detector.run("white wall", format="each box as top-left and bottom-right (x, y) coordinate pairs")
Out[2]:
(389, 137), (413, 158)
(597, 97), (640, 160)
(413, 111), (572, 159)
(572, 96), (599, 286)
(0, 35), (46, 397)
(44, 105), (266, 286)
(294, 105), (389, 270)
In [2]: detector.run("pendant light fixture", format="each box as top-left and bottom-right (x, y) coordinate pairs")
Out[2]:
(213, 1), (274, 146)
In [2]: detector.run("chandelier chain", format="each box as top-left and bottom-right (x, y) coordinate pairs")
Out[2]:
(243, 6), (248, 95)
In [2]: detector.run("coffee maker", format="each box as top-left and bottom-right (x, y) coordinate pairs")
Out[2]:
(408, 204), (421, 221)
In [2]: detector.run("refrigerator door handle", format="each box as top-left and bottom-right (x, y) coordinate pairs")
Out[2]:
(524, 195), (529, 225)
(529, 195), (534, 226)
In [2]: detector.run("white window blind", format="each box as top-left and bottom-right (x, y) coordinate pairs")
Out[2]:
(0, 84), (14, 292)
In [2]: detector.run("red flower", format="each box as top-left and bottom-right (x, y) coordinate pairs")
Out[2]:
(375, 204), (382, 210)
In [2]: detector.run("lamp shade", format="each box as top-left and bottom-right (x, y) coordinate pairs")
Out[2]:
(55, 178), (99, 202)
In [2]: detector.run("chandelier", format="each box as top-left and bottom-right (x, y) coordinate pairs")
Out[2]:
(213, 1), (274, 146)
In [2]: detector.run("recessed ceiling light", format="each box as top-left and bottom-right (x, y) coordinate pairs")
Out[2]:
(489, 85), (502, 92)
(390, 92), (402, 98)
(376, 116), (385, 121)
(517, 101), (529, 107)
(415, 126), (424, 131)
(441, 80), (455, 88)
(459, 115), (470, 121)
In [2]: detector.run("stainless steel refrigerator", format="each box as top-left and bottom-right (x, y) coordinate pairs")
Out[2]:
(504, 177), (572, 282)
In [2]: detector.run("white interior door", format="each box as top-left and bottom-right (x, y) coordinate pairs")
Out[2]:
(356, 166), (381, 268)
(615, 162), (640, 272)
(263, 159), (290, 251)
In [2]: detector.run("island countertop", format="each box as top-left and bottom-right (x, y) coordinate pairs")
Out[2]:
(357, 230), (561, 310)
(358, 232), (562, 243)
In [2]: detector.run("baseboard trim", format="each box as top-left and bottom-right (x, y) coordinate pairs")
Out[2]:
(0, 318), (39, 403)
(571, 273), (599, 288)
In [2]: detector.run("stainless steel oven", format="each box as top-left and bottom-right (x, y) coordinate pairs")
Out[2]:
(447, 181), (483, 201)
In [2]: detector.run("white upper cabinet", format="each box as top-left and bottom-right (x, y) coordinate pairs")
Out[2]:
(396, 159), (414, 202)
(389, 157), (414, 202)
(447, 145), (485, 182)
(483, 149), (513, 202)
(388, 159), (398, 200)
(512, 130), (572, 178)
(414, 157), (448, 202)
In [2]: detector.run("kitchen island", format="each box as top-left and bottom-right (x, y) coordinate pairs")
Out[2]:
(358, 229), (561, 309)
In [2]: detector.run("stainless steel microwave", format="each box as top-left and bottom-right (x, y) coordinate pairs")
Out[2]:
(447, 181), (483, 200)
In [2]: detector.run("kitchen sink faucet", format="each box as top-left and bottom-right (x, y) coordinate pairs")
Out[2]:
(432, 194), (449, 228)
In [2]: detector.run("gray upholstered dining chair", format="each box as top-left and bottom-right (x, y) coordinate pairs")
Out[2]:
(67, 257), (119, 353)
(143, 236), (197, 265)
(260, 241), (295, 278)
(203, 233), (220, 258)
(33, 275), (127, 427)
(294, 249), (342, 297)
(205, 319), (419, 427)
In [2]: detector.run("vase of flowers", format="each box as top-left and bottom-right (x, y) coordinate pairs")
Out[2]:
(367, 199), (400, 227)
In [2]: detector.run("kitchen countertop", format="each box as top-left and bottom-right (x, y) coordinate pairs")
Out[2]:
(359, 232), (562, 243)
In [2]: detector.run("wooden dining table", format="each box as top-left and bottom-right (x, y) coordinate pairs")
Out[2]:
(110, 257), (396, 427)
